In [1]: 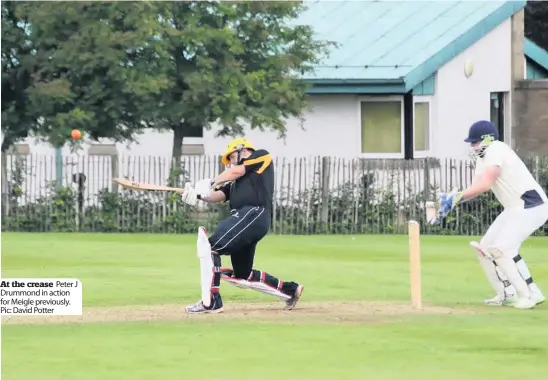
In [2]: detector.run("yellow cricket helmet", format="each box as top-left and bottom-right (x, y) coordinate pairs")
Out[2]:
(221, 137), (255, 165)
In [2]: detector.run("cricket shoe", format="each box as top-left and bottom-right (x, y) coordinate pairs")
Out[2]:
(513, 297), (537, 310)
(185, 293), (224, 314)
(285, 284), (304, 310)
(484, 294), (517, 306)
(531, 292), (546, 306)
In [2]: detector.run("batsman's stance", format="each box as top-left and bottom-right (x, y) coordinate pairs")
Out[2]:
(436, 120), (547, 309)
(180, 138), (304, 314)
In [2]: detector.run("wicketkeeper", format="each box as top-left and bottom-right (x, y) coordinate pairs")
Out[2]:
(434, 120), (547, 309)
(180, 137), (304, 314)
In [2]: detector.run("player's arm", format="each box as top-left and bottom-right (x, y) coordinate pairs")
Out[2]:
(461, 145), (504, 201)
(212, 149), (272, 186)
(199, 184), (230, 203)
(240, 149), (272, 175)
(213, 166), (245, 186)
(199, 190), (226, 203)
(438, 145), (504, 220)
(462, 165), (501, 200)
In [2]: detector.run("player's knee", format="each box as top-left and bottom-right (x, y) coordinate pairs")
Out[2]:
(485, 245), (516, 260)
(484, 246), (503, 259)
(209, 234), (231, 254)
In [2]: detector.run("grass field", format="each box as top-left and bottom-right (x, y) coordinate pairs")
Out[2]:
(1, 232), (548, 379)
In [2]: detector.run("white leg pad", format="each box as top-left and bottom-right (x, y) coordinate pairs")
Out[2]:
(470, 241), (515, 297)
(487, 247), (531, 299)
(221, 276), (251, 290)
(247, 281), (291, 300)
(221, 275), (291, 300)
(197, 227), (214, 307)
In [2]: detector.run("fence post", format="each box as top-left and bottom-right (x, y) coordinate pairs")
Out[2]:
(321, 156), (330, 224)
(1, 152), (8, 217)
(272, 156), (278, 234)
(110, 154), (119, 194)
(534, 156), (540, 182)
(218, 155), (224, 175)
(423, 158), (430, 202)
(88, 143), (119, 214)
(55, 147), (63, 189)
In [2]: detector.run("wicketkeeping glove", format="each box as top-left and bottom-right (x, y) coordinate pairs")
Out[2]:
(437, 190), (463, 220)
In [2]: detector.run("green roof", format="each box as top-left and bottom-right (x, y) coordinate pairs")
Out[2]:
(299, 0), (527, 92)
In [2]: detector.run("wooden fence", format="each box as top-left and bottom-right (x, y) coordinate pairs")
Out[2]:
(2, 153), (548, 236)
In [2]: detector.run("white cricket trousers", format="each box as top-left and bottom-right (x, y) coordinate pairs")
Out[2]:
(481, 203), (548, 257)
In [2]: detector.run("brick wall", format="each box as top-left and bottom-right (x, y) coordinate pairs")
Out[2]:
(513, 79), (548, 157)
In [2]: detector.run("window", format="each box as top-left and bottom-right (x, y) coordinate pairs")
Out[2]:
(490, 92), (505, 142)
(360, 97), (404, 158)
(414, 100), (430, 153)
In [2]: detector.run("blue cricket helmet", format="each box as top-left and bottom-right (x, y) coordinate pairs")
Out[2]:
(464, 120), (499, 143)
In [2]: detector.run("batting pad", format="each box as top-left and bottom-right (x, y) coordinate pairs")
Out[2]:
(221, 275), (291, 301)
(470, 241), (513, 296)
(197, 227), (214, 307)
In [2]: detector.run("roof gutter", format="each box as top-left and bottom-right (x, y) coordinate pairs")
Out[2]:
(302, 78), (406, 85)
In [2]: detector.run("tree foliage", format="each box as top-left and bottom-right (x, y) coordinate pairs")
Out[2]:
(23, 1), (169, 148)
(1, 1), (332, 161)
(146, 1), (334, 177)
(1, 1), (38, 152)
(1, 1), (170, 150)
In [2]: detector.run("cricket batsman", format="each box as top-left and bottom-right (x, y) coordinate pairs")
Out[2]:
(435, 120), (547, 309)
(180, 137), (304, 314)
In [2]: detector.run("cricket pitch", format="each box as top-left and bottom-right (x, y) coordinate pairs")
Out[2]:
(2, 300), (472, 325)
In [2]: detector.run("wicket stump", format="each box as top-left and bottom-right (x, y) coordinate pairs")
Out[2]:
(408, 220), (423, 309)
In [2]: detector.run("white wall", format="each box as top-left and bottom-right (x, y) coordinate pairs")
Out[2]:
(14, 94), (360, 160)
(431, 18), (512, 160)
(202, 94), (360, 159)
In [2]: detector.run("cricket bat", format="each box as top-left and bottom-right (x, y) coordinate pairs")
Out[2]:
(425, 187), (458, 225)
(425, 201), (438, 225)
(112, 178), (186, 194)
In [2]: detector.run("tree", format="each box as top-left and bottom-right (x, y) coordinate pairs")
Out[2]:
(3, 1), (169, 150)
(148, 1), (334, 182)
(2, 1), (333, 178)
(1, 1), (39, 152)
(525, 1), (548, 51)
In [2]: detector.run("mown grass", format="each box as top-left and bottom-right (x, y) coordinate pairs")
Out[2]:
(2, 233), (547, 379)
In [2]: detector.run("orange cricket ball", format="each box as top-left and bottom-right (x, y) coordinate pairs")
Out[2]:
(71, 129), (82, 140)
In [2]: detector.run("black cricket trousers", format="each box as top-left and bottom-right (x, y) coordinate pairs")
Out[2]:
(208, 205), (270, 279)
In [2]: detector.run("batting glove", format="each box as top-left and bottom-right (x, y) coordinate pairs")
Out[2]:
(194, 178), (215, 198)
(180, 183), (199, 206)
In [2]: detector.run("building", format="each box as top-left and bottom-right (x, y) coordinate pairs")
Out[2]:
(10, 1), (548, 163)
(199, 0), (546, 162)
(6, 0), (548, 201)
(199, 0), (541, 161)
